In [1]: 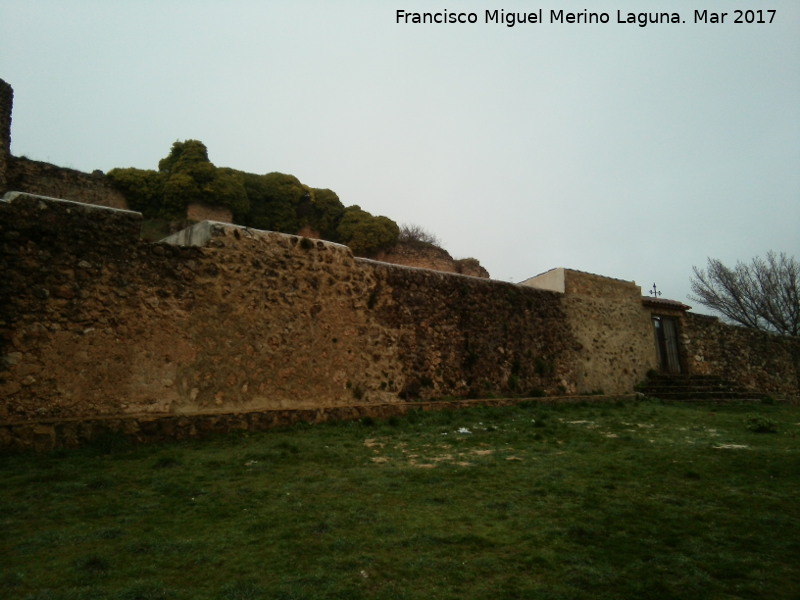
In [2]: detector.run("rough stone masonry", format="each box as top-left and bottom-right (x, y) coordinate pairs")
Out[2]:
(2, 192), (799, 451)
(1, 193), (588, 449)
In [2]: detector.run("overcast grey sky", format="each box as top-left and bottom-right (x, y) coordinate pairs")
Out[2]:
(2, 1), (798, 308)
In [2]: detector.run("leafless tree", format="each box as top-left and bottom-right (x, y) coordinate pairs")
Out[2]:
(398, 224), (440, 247)
(690, 252), (799, 336)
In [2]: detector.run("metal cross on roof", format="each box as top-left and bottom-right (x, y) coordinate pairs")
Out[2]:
(649, 283), (662, 298)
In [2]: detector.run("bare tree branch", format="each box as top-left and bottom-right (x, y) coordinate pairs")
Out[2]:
(398, 224), (441, 247)
(690, 252), (800, 336)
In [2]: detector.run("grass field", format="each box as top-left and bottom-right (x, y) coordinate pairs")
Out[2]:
(1, 399), (798, 599)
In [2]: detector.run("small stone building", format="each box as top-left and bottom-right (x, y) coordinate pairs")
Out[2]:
(519, 267), (798, 394)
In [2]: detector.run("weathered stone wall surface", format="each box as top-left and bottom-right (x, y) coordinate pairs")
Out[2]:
(186, 202), (233, 223)
(374, 242), (490, 278)
(5, 157), (129, 209)
(563, 269), (640, 299)
(559, 271), (657, 394)
(681, 313), (800, 400)
(375, 242), (458, 273)
(3, 193), (796, 451)
(366, 260), (578, 399)
(0, 194), (580, 442)
(522, 269), (657, 394)
(454, 257), (490, 278)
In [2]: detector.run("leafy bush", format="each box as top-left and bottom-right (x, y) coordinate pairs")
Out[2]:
(109, 140), (249, 221)
(304, 188), (345, 240)
(106, 167), (165, 217)
(108, 140), (405, 254)
(336, 205), (399, 256)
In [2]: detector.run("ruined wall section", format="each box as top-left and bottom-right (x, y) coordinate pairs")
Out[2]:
(0, 194), (581, 429)
(375, 242), (459, 274)
(5, 157), (129, 209)
(374, 242), (490, 278)
(681, 313), (800, 400)
(0, 80), (128, 207)
(0, 79), (11, 193)
(186, 202), (233, 223)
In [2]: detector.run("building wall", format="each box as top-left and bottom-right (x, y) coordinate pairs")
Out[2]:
(523, 269), (658, 394)
(520, 268), (565, 293)
(559, 271), (657, 394)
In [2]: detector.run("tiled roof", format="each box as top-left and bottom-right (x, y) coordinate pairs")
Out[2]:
(642, 296), (692, 311)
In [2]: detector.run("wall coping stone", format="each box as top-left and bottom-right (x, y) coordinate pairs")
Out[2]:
(160, 219), (354, 253)
(2, 190), (142, 218)
(163, 220), (505, 282)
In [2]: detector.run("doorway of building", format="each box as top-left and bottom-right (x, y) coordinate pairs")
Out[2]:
(652, 316), (682, 374)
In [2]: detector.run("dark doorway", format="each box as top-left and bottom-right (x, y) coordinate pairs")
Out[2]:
(652, 316), (682, 374)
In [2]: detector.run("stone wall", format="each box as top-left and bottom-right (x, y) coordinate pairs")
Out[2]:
(0, 78), (11, 193)
(558, 271), (656, 395)
(0, 79), (127, 208)
(0, 194), (580, 442)
(0, 78), (484, 280)
(454, 257), (490, 278)
(374, 242), (489, 278)
(2, 193), (797, 451)
(5, 157), (129, 209)
(523, 269), (800, 400)
(186, 202), (233, 223)
(563, 269), (641, 299)
(681, 313), (800, 400)
(521, 269), (658, 394)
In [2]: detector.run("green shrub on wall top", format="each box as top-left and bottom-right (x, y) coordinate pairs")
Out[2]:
(336, 205), (400, 256)
(307, 188), (345, 241)
(106, 167), (165, 217)
(106, 139), (398, 257)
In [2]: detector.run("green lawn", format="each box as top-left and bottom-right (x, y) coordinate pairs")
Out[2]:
(1, 399), (798, 599)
